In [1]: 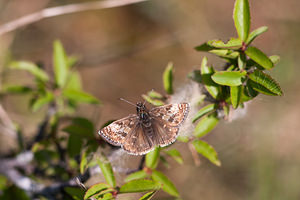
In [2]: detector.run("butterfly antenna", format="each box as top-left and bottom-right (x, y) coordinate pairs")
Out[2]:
(142, 99), (147, 106)
(119, 98), (139, 107)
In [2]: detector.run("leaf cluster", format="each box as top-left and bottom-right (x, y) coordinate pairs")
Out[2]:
(82, 147), (182, 200)
(3, 40), (100, 113)
(0, 41), (101, 200)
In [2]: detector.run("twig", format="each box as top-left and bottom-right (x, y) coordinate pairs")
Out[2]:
(37, 171), (90, 199)
(188, 142), (201, 167)
(0, 0), (149, 36)
(28, 104), (56, 149)
(138, 156), (145, 170)
(0, 150), (90, 198)
(0, 124), (17, 139)
(0, 104), (17, 139)
(0, 151), (42, 196)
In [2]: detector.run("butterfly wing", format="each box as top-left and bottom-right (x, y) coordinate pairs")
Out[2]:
(122, 123), (154, 155)
(151, 120), (180, 147)
(149, 103), (190, 127)
(98, 114), (139, 146)
(149, 103), (189, 146)
(99, 103), (190, 155)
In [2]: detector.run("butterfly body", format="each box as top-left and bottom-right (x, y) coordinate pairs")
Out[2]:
(99, 102), (189, 155)
(136, 102), (152, 127)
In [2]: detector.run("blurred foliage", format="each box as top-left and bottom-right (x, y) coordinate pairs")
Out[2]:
(0, 0), (286, 199)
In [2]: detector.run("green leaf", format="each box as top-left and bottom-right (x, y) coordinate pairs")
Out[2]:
(163, 62), (173, 94)
(30, 91), (54, 112)
(84, 183), (110, 199)
(100, 192), (114, 200)
(68, 158), (78, 170)
(194, 42), (215, 51)
(63, 89), (100, 104)
(247, 55), (279, 71)
(139, 191), (157, 200)
(151, 170), (179, 197)
(90, 188), (115, 200)
(119, 179), (161, 193)
(67, 55), (78, 68)
(64, 187), (85, 200)
(212, 71), (246, 86)
(16, 127), (25, 151)
(246, 26), (268, 44)
(230, 85), (242, 109)
(245, 46), (273, 70)
(164, 149), (183, 164)
(34, 149), (59, 166)
(233, 0), (251, 41)
(241, 81), (258, 102)
(147, 90), (164, 99)
(125, 170), (148, 182)
(177, 136), (189, 143)
(201, 57), (221, 99)
(269, 55), (280, 65)
(248, 80), (275, 96)
(31, 141), (46, 153)
(209, 49), (239, 59)
(248, 70), (283, 96)
(192, 140), (221, 166)
(207, 38), (242, 49)
(79, 143), (98, 174)
(145, 147), (160, 169)
(226, 65), (236, 71)
(67, 134), (83, 157)
(160, 155), (170, 168)
(97, 155), (116, 187)
(0, 175), (7, 190)
(238, 53), (246, 70)
(1, 185), (30, 200)
(193, 112), (219, 138)
(192, 104), (216, 123)
(65, 71), (82, 91)
(10, 61), (49, 82)
(53, 40), (68, 87)
(222, 104), (230, 117)
(142, 95), (164, 106)
(80, 150), (88, 174)
(2, 85), (32, 94)
(35, 78), (47, 93)
(62, 117), (94, 138)
(188, 69), (202, 83)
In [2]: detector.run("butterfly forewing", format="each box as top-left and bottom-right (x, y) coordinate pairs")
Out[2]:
(99, 115), (138, 146)
(149, 103), (190, 127)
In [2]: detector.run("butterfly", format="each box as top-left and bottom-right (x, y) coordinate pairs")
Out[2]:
(98, 102), (190, 155)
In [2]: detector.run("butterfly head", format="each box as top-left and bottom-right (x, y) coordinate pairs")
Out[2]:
(136, 102), (149, 121)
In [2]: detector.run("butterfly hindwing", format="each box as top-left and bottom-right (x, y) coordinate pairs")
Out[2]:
(151, 119), (179, 147)
(122, 124), (154, 155)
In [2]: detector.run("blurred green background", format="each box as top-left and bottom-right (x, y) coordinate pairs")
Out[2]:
(0, 0), (299, 199)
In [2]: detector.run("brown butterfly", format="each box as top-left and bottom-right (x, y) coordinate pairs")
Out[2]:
(98, 100), (189, 155)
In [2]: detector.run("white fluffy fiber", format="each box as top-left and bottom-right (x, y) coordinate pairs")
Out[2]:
(169, 81), (202, 137)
